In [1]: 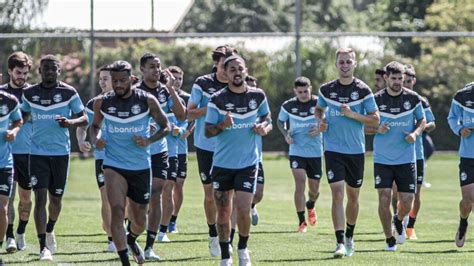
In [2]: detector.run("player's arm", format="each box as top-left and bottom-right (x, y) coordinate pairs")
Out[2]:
(5, 118), (22, 142)
(448, 98), (470, 137)
(315, 105), (328, 132)
(56, 110), (88, 128)
(76, 126), (91, 152)
(341, 105), (380, 127)
(147, 96), (171, 144)
(424, 121), (436, 133)
(254, 112), (272, 136)
(165, 70), (186, 122)
(89, 97), (105, 149)
(405, 117), (426, 144)
(205, 111), (232, 138)
(187, 101), (207, 121)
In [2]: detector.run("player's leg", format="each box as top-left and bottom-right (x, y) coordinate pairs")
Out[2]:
(229, 195), (237, 247)
(159, 156), (178, 242)
(291, 167), (307, 232)
(306, 157), (322, 227)
(407, 159), (424, 240)
(391, 183), (398, 215)
(456, 158), (474, 248)
(5, 181), (16, 253)
(393, 163), (416, 245)
(170, 153), (187, 233)
(0, 168), (13, 251)
(127, 199), (148, 264)
(250, 162), (264, 226)
(374, 163), (397, 251)
(14, 154), (32, 251)
(95, 159), (114, 251)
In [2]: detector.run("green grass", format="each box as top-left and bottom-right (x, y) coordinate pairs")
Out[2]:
(2, 153), (473, 265)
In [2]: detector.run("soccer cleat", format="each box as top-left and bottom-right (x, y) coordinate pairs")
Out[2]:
(455, 227), (467, 248)
(127, 242), (145, 264)
(220, 258), (233, 266)
(168, 221), (178, 233)
(394, 225), (406, 244)
(106, 241), (117, 252)
(16, 233), (26, 251)
(384, 243), (397, 251)
(208, 236), (221, 257)
(333, 243), (345, 258)
(298, 221), (308, 233)
(157, 232), (171, 242)
(39, 247), (53, 261)
(6, 237), (17, 253)
(308, 208), (317, 226)
(251, 207), (259, 226)
(344, 236), (354, 257)
(238, 248), (251, 266)
(144, 247), (160, 261)
(46, 231), (57, 254)
(422, 180), (432, 188)
(406, 228), (418, 240)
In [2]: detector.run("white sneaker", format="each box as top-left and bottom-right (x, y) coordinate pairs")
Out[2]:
(344, 236), (354, 257)
(144, 247), (160, 261)
(46, 231), (57, 254)
(251, 207), (259, 226)
(238, 248), (251, 266)
(220, 258), (233, 266)
(106, 241), (116, 252)
(333, 243), (345, 258)
(157, 232), (170, 242)
(6, 237), (17, 253)
(16, 233), (26, 251)
(209, 236), (221, 257)
(422, 181), (432, 188)
(384, 243), (397, 251)
(395, 226), (406, 244)
(39, 247), (53, 261)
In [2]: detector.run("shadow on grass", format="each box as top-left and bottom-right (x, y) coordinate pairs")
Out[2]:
(54, 250), (110, 255)
(58, 233), (104, 237)
(416, 239), (457, 244)
(164, 239), (206, 243)
(260, 256), (340, 262)
(160, 256), (211, 262)
(400, 249), (473, 254)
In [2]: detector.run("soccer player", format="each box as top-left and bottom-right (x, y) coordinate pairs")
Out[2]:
(366, 61), (426, 251)
(134, 53), (185, 260)
(76, 65), (116, 252)
(0, 52), (32, 252)
(245, 75), (257, 87)
(187, 45), (237, 256)
(374, 68), (386, 91)
(167, 66), (195, 233)
(447, 81), (474, 248)
(205, 55), (271, 266)
(403, 64), (436, 240)
(90, 60), (170, 265)
(0, 90), (22, 253)
(21, 55), (88, 261)
(278, 77), (322, 233)
(315, 48), (379, 258)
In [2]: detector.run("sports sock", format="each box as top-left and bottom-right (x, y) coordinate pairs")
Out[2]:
(118, 249), (130, 266)
(297, 211), (305, 224)
(17, 219), (28, 234)
(229, 228), (236, 246)
(208, 223), (218, 237)
(145, 230), (156, 250)
(335, 230), (344, 244)
(407, 216), (416, 228)
(394, 217), (403, 235)
(237, 234), (249, 250)
(108, 236), (113, 243)
(386, 236), (396, 247)
(251, 203), (256, 209)
(306, 200), (315, 209)
(220, 241), (230, 259)
(6, 224), (14, 239)
(459, 217), (468, 238)
(38, 233), (46, 251)
(170, 215), (177, 223)
(46, 219), (56, 233)
(159, 224), (168, 233)
(345, 223), (356, 238)
(127, 230), (138, 246)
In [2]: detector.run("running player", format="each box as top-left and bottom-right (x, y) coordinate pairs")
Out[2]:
(187, 45), (237, 256)
(447, 81), (474, 248)
(315, 48), (380, 258)
(277, 77), (322, 233)
(0, 52), (32, 252)
(205, 55), (271, 266)
(0, 90), (22, 253)
(366, 61), (426, 251)
(76, 65), (116, 252)
(21, 55), (88, 261)
(89, 60), (170, 265)
(374, 68), (386, 91)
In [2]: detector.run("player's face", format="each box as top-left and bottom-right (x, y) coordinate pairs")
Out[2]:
(171, 72), (183, 91)
(141, 58), (161, 83)
(386, 72), (404, 92)
(111, 71), (132, 97)
(374, 74), (386, 91)
(99, 70), (112, 92)
(336, 53), (356, 79)
(294, 85), (311, 102)
(225, 59), (247, 87)
(403, 75), (416, 90)
(8, 66), (29, 87)
(39, 60), (60, 84)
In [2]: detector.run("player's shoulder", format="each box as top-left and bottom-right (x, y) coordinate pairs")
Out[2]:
(353, 78), (373, 96)
(57, 81), (78, 94)
(0, 83), (8, 91)
(319, 79), (338, 94)
(454, 83), (474, 99)
(194, 73), (214, 86)
(0, 90), (19, 111)
(282, 97), (297, 109)
(247, 86), (266, 99)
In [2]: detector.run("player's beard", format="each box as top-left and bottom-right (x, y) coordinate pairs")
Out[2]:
(115, 86), (131, 98)
(231, 75), (244, 87)
(12, 78), (26, 87)
(389, 84), (402, 92)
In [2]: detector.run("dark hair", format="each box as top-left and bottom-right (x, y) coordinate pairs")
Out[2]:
(375, 68), (386, 76)
(294, 76), (311, 87)
(168, 66), (183, 75)
(404, 64), (416, 77)
(140, 53), (160, 67)
(8, 52), (32, 70)
(223, 55), (245, 69)
(97, 64), (111, 76)
(384, 61), (405, 76)
(212, 45), (238, 62)
(245, 75), (257, 82)
(109, 60), (132, 75)
(40, 54), (60, 65)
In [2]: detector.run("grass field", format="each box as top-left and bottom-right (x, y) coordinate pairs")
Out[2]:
(1, 153), (473, 265)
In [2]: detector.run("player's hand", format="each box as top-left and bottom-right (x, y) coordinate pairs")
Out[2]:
(5, 130), (17, 142)
(253, 123), (268, 136)
(404, 131), (417, 144)
(180, 129), (191, 140)
(318, 118), (328, 132)
(220, 112), (233, 129)
(164, 69), (176, 91)
(377, 122), (390, 134)
(95, 138), (107, 150)
(341, 104), (354, 119)
(460, 127), (472, 138)
(172, 124), (181, 137)
(133, 135), (151, 147)
(55, 116), (71, 128)
(79, 141), (92, 152)
(285, 129), (293, 144)
(308, 125), (320, 137)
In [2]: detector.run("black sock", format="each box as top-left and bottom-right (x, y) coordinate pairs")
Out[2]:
(170, 215), (177, 223)
(126, 220), (131, 233)
(118, 249), (130, 266)
(237, 234), (249, 250)
(306, 200), (315, 209)
(208, 223), (218, 237)
(46, 219), (56, 233)
(159, 224), (168, 233)
(17, 219), (28, 234)
(38, 233), (46, 251)
(386, 236), (396, 247)
(145, 230), (156, 250)
(335, 230), (345, 244)
(251, 203), (256, 209)
(459, 217), (468, 238)
(345, 223), (356, 239)
(6, 224), (14, 239)
(407, 216), (416, 228)
(394, 217), (403, 235)
(108, 236), (113, 243)
(127, 230), (138, 246)
(230, 228), (236, 246)
(297, 211), (305, 224)
(220, 241), (230, 259)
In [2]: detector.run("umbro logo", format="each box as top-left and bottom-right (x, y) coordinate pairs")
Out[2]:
(98, 173), (105, 183)
(257, 176), (264, 182)
(107, 107), (117, 113)
(330, 92), (338, 99)
(208, 88), (217, 94)
(0, 184), (9, 192)
(375, 175), (381, 185)
(212, 182), (220, 189)
(379, 105), (387, 111)
(171, 172), (177, 178)
(466, 101), (473, 107)
(200, 172), (207, 181)
(55, 189), (63, 195)
(0, 105), (8, 115)
(225, 103), (235, 110)
(356, 179), (362, 185)
(144, 193), (150, 200)
(291, 108), (298, 113)
(409, 184), (415, 190)
(243, 182), (252, 189)
(32, 95), (40, 101)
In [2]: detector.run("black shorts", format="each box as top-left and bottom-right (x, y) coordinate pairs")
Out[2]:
(151, 152), (169, 180)
(211, 165), (258, 193)
(324, 151), (365, 188)
(459, 157), (474, 187)
(289, 156), (322, 180)
(103, 165), (151, 204)
(0, 168), (14, 197)
(167, 156), (179, 182)
(196, 147), (213, 184)
(256, 162), (264, 185)
(29, 155), (69, 197)
(374, 163), (416, 193)
(13, 154), (31, 190)
(95, 159), (105, 188)
(177, 154), (187, 179)
(416, 159), (425, 185)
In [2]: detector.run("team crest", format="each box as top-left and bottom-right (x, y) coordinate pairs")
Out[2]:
(0, 105), (8, 115)
(131, 104), (141, 115)
(53, 94), (62, 103)
(461, 172), (467, 181)
(248, 99), (257, 110)
(375, 175), (381, 185)
(31, 176), (38, 186)
(327, 170), (334, 180)
(350, 91), (359, 100)
(212, 182), (220, 189)
(200, 172), (207, 181)
(310, 107), (315, 114)
(158, 93), (167, 103)
(98, 173), (105, 183)
(291, 161), (298, 168)
(403, 101), (411, 110)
